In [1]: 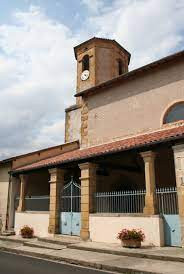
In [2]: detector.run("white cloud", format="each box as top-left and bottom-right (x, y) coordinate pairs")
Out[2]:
(0, 1), (184, 159)
(81, 0), (104, 14)
(0, 6), (79, 159)
(87, 0), (184, 68)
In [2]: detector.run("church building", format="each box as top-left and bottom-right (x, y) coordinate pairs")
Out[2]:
(1, 37), (184, 247)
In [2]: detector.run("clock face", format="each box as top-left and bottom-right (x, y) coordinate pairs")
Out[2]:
(81, 70), (90, 81)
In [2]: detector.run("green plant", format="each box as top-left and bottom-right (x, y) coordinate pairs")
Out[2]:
(117, 228), (145, 242)
(20, 225), (34, 238)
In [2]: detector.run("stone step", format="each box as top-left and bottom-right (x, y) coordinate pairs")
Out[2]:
(24, 240), (66, 250)
(54, 234), (81, 242)
(0, 235), (27, 243)
(1, 230), (15, 236)
(37, 235), (81, 246)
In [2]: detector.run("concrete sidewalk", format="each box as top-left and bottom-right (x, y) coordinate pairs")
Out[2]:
(68, 241), (184, 263)
(1, 236), (184, 273)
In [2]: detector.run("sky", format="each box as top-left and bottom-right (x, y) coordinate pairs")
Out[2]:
(0, 0), (184, 160)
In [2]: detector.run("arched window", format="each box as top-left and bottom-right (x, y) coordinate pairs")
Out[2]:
(82, 55), (89, 72)
(163, 102), (184, 124)
(118, 59), (123, 75)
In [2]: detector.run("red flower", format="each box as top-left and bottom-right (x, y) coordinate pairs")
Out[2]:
(117, 228), (145, 242)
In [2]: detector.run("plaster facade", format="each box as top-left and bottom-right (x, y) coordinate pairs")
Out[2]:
(65, 106), (81, 143)
(15, 212), (49, 237)
(87, 59), (184, 147)
(89, 214), (164, 247)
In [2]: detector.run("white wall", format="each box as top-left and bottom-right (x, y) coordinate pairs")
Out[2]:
(89, 214), (164, 247)
(15, 212), (49, 237)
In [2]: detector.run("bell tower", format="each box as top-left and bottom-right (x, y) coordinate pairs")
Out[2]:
(74, 37), (131, 94)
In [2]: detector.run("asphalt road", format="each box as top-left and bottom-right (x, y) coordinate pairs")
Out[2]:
(0, 251), (108, 274)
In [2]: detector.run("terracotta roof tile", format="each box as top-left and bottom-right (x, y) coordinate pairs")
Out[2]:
(13, 125), (184, 173)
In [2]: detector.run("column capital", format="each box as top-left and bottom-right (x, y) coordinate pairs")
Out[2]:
(19, 174), (28, 182)
(11, 175), (20, 184)
(48, 168), (65, 183)
(172, 144), (184, 153)
(79, 162), (98, 171)
(48, 167), (65, 175)
(140, 151), (156, 162)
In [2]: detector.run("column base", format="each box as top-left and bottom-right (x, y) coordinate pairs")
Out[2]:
(48, 225), (59, 234)
(80, 229), (90, 241)
(17, 207), (25, 213)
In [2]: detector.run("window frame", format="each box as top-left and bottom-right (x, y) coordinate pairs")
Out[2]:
(82, 54), (89, 72)
(118, 59), (123, 75)
(163, 101), (184, 125)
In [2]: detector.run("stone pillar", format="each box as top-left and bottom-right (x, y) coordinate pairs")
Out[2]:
(79, 162), (97, 241)
(173, 144), (184, 246)
(17, 174), (27, 212)
(8, 176), (20, 229)
(48, 168), (65, 234)
(140, 151), (157, 215)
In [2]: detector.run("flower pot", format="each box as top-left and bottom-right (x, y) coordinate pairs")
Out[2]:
(121, 239), (141, 248)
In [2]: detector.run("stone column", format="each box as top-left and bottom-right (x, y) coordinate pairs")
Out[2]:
(173, 144), (184, 246)
(140, 151), (157, 215)
(79, 162), (97, 241)
(17, 174), (27, 212)
(8, 176), (20, 229)
(48, 168), (65, 234)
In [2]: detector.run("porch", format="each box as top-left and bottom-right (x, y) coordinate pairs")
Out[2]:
(11, 140), (184, 247)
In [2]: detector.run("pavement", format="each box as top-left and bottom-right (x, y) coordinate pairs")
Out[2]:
(0, 251), (109, 274)
(1, 235), (184, 273)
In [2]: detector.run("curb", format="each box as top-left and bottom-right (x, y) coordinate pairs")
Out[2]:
(1, 236), (184, 264)
(23, 242), (64, 250)
(0, 245), (158, 274)
(68, 245), (184, 263)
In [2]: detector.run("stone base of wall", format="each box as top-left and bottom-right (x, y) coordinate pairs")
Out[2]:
(89, 214), (164, 247)
(15, 212), (49, 237)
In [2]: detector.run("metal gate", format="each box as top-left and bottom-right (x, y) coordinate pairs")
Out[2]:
(60, 177), (81, 236)
(156, 187), (181, 247)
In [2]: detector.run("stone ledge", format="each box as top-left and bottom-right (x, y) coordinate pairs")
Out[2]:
(90, 213), (162, 218)
(65, 104), (82, 112)
(16, 211), (49, 214)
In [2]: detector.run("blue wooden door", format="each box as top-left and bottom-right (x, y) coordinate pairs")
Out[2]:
(60, 212), (72, 235)
(60, 177), (81, 236)
(71, 213), (81, 236)
(163, 215), (181, 246)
